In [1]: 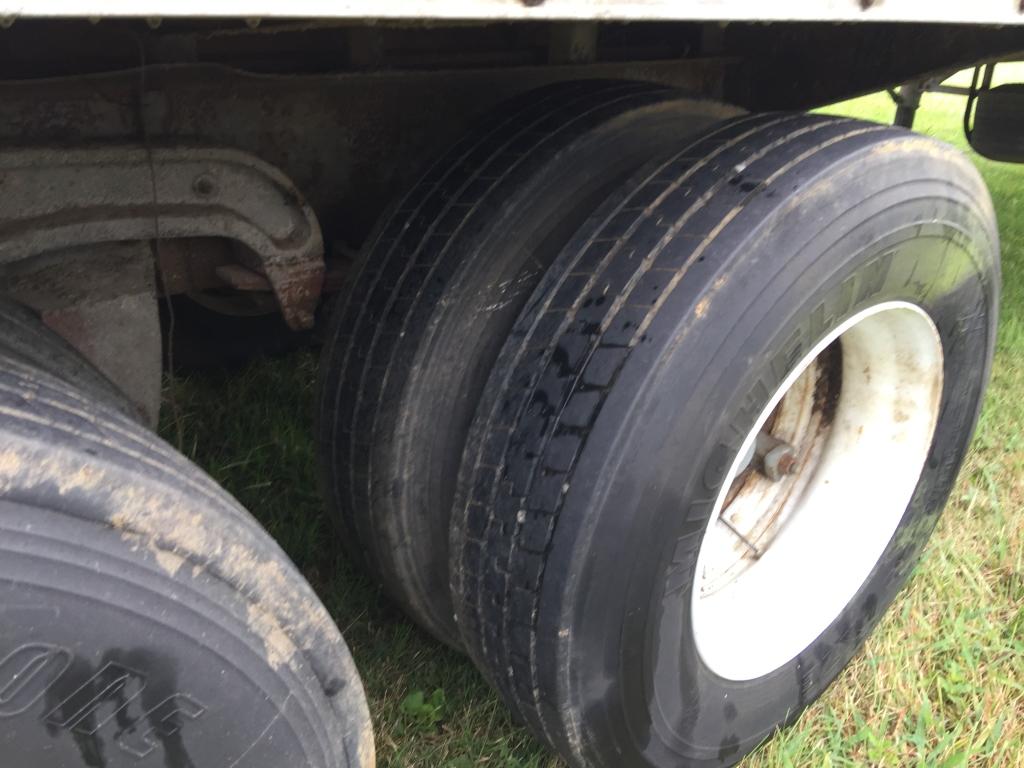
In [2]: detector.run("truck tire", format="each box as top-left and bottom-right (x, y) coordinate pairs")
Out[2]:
(0, 297), (137, 421)
(0, 352), (374, 767)
(451, 113), (998, 767)
(317, 79), (738, 647)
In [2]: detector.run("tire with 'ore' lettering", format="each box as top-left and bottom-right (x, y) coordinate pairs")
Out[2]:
(0, 309), (374, 768)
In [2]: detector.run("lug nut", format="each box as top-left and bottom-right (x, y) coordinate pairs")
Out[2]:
(755, 432), (798, 481)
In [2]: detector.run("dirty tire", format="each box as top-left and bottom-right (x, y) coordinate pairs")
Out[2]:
(0, 355), (374, 766)
(317, 79), (738, 647)
(0, 297), (138, 421)
(451, 114), (998, 767)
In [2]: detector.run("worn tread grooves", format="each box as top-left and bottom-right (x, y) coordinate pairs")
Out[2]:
(317, 80), (678, 640)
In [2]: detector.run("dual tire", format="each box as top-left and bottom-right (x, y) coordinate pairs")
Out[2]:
(451, 113), (997, 766)
(319, 86), (999, 766)
(317, 80), (738, 646)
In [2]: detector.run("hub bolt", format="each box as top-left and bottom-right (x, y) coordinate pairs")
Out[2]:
(755, 432), (798, 481)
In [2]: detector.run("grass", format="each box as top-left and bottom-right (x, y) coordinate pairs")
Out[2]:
(160, 75), (1024, 767)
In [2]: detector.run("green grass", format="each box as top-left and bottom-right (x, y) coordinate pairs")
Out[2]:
(160, 79), (1024, 767)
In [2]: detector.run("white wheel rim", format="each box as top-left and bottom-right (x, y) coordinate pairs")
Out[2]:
(691, 301), (944, 681)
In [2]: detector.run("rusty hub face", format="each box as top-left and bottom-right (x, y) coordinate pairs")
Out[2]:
(691, 301), (945, 682)
(702, 342), (842, 596)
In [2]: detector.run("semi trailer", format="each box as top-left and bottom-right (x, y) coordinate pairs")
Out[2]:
(0, 4), (1021, 766)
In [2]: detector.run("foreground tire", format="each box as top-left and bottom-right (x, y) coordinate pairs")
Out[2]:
(451, 113), (998, 767)
(317, 79), (737, 646)
(0, 354), (373, 766)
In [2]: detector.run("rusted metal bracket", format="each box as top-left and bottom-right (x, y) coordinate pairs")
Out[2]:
(0, 146), (324, 329)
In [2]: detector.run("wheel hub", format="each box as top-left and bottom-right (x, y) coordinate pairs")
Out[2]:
(692, 301), (944, 681)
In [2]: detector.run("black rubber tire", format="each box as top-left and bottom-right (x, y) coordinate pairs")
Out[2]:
(969, 83), (1024, 162)
(317, 79), (738, 647)
(0, 297), (138, 421)
(0, 354), (373, 766)
(451, 113), (999, 767)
